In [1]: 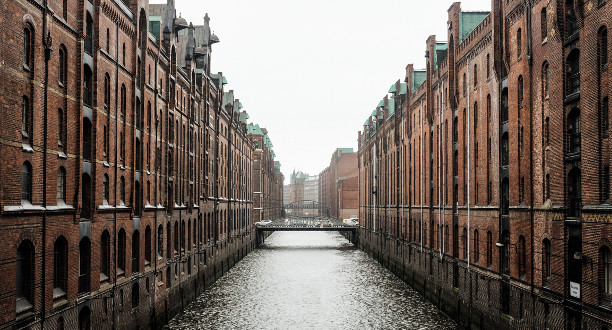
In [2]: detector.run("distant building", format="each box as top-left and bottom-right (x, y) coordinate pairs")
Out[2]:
(319, 148), (358, 219)
(283, 185), (291, 205)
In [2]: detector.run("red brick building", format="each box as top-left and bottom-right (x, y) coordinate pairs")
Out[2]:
(0, 0), (283, 328)
(319, 148), (358, 219)
(358, 0), (611, 328)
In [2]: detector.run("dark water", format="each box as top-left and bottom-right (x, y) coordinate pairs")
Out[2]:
(167, 231), (456, 329)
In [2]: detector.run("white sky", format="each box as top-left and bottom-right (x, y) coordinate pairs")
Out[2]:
(152, 0), (491, 183)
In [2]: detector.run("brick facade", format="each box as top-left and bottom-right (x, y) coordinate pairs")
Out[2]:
(0, 0), (283, 328)
(358, 0), (611, 328)
(319, 148), (358, 219)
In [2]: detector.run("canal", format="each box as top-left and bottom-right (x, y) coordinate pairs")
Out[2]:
(167, 231), (456, 329)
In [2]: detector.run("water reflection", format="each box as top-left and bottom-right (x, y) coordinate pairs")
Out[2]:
(167, 231), (456, 329)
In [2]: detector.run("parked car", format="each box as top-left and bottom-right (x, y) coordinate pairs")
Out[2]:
(255, 220), (273, 226)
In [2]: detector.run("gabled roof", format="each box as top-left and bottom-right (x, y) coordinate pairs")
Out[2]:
(459, 12), (489, 43)
(434, 42), (448, 70)
(247, 123), (264, 136)
(222, 91), (234, 108)
(387, 97), (395, 116)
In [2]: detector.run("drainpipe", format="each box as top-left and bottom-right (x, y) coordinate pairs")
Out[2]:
(112, 18), (119, 330)
(152, 53), (159, 328)
(420, 99), (423, 251)
(41, 0), (50, 326)
(438, 81), (443, 259)
(467, 59), (471, 270)
(526, 0), (535, 299)
(442, 80), (446, 257)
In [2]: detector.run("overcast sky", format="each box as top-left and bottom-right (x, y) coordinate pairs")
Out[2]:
(153, 0), (491, 183)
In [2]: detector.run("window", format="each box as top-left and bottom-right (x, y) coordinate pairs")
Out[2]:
(546, 173), (551, 200)
(462, 227), (468, 260)
(62, 0), (67, 20)
(565, 0), (579, 37)
(602, 166), (610, 203)
(167, 223), (172, 258)
(568, 109), (581, 154)
(543, 63), (550, 98)
(545, 117), (550, 145)
(21, 162), (32, 204)
(600, 246), (612, 300)
(543, 239), (551, 288)
(145, 226), (151, 265)
(501, 133), (509, 167)
(100, 231), (110, 282)
(22, 96), (30, 139)
(78, 306), (90, 330)
(83, 65), (93, 106)
(102, 174), (109, 205)
(119, 176), (125, 205)
(120, 84), (126, 116)
(473, 64), (477, 87)
(118, 229), (126, 276)
(501, 88), (509, 122)
(601, 27), (608, 67)
(58, 109), (65, 146)
(106, 28), (110, 52)
(568, 167), (581, 218)
(487, 231), (493, 268)
(23, 26), (32, 69)
(517, 28), (522, 58)
(122, 43), (126, 66)
(518, 75), (524, 108)
(131, 283), (139, 308)
(78, 237), (91, 294)
(501, 230), (510, 275)
(463, 72), (467, 97)
(173, 221), (179, 254)
(566, 50), (580, 95)
(157, 224), (163, 257)
(85, 14), (93, 55)
(541, 7), (548, 40)
(57, 167), (66, 203)
(53, 236), (68, 299)
(81, 173), (91, 219)
(474, 229), (480, 263)
(604, 97), (609, 137)
(104, 74), (110, 107)
(502, 178), (510, 215)
(519, 235), (527, 279)
(16, 240), (35, 313)
(486, 54), (491, 79)
(58, 47), (66, 86)
(132, 231), (140, 273)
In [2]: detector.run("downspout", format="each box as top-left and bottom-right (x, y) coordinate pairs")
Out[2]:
(526, 0), (535, 298)
(438, 81), (443, 259)
(41, 0), (50, 326)
(467, 59), (471, 270)
(442, 80), (446, 257)
(420, 99), (423, 251)
(152, 53), (159, 327)
(112, 19), (119, 330)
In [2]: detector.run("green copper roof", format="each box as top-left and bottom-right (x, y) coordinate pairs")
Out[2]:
(434, 42), (448, 70)
(149, 16), (161, 41)
(364, 118), (370, 126)
(247, 123), (264, 136)
(459, 12), (489, 43)
(371, 110), (377, 116)
(238, 102), (243, 109)
(222, 91), (234, 108)
(337, 148), (354, 157)
(377, 100), (384, 108)
(399, 82), (407, 95)
(388, 84), (397, 93)
(222, 76), (228, 85)
(412, 71), (426, 92)
(388, 97), (395, 116)
(239, 111), (249, 123)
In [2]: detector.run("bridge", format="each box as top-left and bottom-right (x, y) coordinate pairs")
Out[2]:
(255, 217), (359, 245)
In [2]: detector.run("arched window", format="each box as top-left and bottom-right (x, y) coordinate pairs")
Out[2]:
(473, 64), (478, 86)
(568, 108), (581, 155)
(501, 88), (509, 122)
(104, 74), (110, 107)
(120, 84), (126, 116)
(53, 236), (68, 299)
(519, 235), (527, 278)
(134, 180), (141, 216)
(566, 50), (580, 95)
(157, 224), (163, 257)
(58, 108), (65, 147)
(118, 229), (126, 276)
(103, 174), (109, 205)
(21, 161), (32, 204)
(78, 306), (90, 330)
(100, 231), (110, 281)
(181, 220), (186, 251)
(173, 221), (179, 254)
(517, 28), (522, 58)
(541, 7), (548, 40)
(57, 167), (66, 203)
(565, 0), (578, 37)
(543, 239), (551, 287)
(122, 43), (126, 66)
(132, 230), (140, 273)
(145, 226), (151, 265)
(568, 167), (581, 218)
(501, 177), (510, 215)
(474, 229), (480, 263)
(487, 231), (493, 268)
(23, 25), (32, 69)
(58, 316), (65, 330)
(463, 72), (467, 97)
(106, 28), (110, 52)
(58, 47), (66, 86)
(81, 173), (91, 219)
(62, 0), (67, 20)
(543, 62), (550, 98)
(78, 237), (91, 294)
(603, 97), (609, 137)
(501, 133), (509, 167)
(602, 166), (610, 203)
(83, 65), (93, 106)
(501, 230), (510, 275)
(131, 282), (139, 308)
(16, 240), (35, 313)
(518, 75), (524, 108)
(119, 176), (125, 205)
(600, 27), (608, 68)
(486, 54), (491, 79)
(85, 14), (93, 55)
(600, 246), (612, 300)
(22, 96), (31, 140)
(462, 227), (468, 259)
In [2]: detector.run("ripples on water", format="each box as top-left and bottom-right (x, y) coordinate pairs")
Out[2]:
(167, 231), (456, 329)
